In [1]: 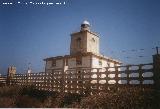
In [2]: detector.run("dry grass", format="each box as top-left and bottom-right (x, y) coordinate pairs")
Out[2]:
(0, 85), (159, 108)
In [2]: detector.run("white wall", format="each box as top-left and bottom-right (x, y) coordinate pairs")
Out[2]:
(91, 56), (108, 68)
(45, 56), (120, 71)
(109, 63), (115, 67)
(91, 57), (99, 68)
(101, 59), (108, 68)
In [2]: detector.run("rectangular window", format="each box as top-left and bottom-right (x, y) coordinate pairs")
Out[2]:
(76, 57), (82, 65)
(99, 60), (102, 66)
(52, 59), (56, 67)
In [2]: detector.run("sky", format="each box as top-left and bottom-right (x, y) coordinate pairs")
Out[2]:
(0, 0), (160, 74)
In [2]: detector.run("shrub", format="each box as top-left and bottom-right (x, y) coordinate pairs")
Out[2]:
(0, 97), (15, 108)
(15, 95), (43, 108)
(0, 85), (159, 108)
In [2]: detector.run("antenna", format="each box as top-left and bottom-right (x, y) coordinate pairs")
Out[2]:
(27, 62), (32, 73)
(28, 62), (31, 69)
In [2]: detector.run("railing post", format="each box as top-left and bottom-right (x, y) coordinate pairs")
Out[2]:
(153, 54), (160, 90)
(126, 65), (130, 85)
(97, 68), (100, 93)
(27, 73), (29, 86)
(61, 69), (65, 93)
(105, 67), (109, 90)
(115, 66), (119, 85)
(138, 65), (143, 85)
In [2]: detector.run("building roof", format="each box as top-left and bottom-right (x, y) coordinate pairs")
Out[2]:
(82, 20), (90, 26)
(71, 29), (99, 37)
(43, 52), (122, 64)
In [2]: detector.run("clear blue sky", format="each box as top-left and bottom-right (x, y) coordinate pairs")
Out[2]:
(0, 0), (160, 74)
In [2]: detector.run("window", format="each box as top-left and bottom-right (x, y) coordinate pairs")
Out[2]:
(99, 60), (102, 66)
(76, 37), (81, 48)
(107, 63), (110, 67)
(92, 38), (95, 42)
(76, 57), (82, 65)
(52, 59), (56, 66)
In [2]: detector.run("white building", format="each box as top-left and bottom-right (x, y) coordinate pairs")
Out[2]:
(44, 20), (121, 73)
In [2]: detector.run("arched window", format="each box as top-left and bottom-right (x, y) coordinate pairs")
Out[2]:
(52, 59), (56, 66)
(76, 38), (81, 48)
(76, 56), (82, 65)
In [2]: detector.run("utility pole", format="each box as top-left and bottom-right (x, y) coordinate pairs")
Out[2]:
(156, 46), (159, 54)
(153, 46), (160, 90)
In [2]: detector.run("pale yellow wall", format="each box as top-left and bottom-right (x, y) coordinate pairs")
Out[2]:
(46, 59), (63, 69)
(56, 59), (63, 68)
(46, 61), (52, 69)
(82, 56), (91, 67)
(70, 32), (87, 55)
(70, 31), (99, 55)
(68, 58), (76, 68)
(86, 32), (99, 54)
(68, 56), (91, 68)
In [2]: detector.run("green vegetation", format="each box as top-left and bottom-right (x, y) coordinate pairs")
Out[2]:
(0, 85), (160, 108)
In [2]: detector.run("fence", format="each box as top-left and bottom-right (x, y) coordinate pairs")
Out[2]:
(0, 75), (7, 85)
(0, 54), (160, 95)
(5, 63), (154, 94)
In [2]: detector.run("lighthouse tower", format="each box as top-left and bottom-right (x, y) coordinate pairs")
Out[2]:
(70, 20), (100, 55)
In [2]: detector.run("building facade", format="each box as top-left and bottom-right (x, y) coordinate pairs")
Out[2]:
(44, 20), (121, 73)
